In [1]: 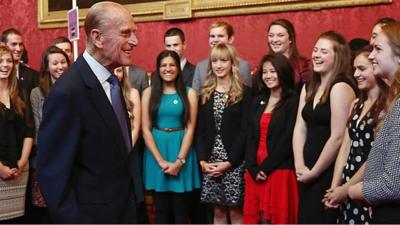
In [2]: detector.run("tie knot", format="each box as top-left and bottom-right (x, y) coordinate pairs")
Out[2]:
(107, 74), (119, 86)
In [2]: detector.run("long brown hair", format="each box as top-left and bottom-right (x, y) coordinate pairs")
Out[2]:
(0, 46), (25, 116)
(201, 43), (243, 105)
(348, 47), (388, 128)
(382, 23), (400, 112)
(39, 46), (70, 98)
(305, 31), (352, 104)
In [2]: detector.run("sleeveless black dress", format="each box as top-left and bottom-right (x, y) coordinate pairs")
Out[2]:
(298, 77), (355, 224)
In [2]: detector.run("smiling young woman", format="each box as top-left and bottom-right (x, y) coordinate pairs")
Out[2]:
(323, 46), (388, 224)
(141, 50), (200, 224)
(292, 31), (356, 223)
(348, 22), (400, 224)
(266, 19), (312, 91)
(0, 46), (34, 222)
(196, 43), (252, 224)
(244, 53), (299, 224)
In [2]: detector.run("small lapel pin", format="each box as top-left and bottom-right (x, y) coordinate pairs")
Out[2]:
(260, 100), (266, 105)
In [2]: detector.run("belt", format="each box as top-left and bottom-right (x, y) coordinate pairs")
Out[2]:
(154, 127), (184, 132)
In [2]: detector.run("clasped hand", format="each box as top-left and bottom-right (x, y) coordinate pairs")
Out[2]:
(322, 185), (348, 209)
(158, 160), (182, 176)
(295, 166), (317, 183)
(203, 161), (232, 177)
(0, 163), (19, 180)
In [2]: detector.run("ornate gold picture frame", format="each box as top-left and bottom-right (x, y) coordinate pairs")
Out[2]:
(38, 0), (392, 29)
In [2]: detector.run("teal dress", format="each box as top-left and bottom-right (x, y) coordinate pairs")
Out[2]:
(143, 92), (201, 192)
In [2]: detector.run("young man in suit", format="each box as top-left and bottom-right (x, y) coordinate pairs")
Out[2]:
(191, 21), (252, 94)
(1, 28), (39, 103)
(51, 36), (74, 63)
(164, 27), (195, 87)
(37, 2), (143, 223)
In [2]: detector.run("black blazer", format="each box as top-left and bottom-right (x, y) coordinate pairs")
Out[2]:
(246, 93), (299, 180)
(182, 61), (195, 87)
(18, 64), (39, 103)
(37, 55), (142, 223)
(196, 87), (252, 166)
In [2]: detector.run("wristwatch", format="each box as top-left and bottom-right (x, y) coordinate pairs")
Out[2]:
(177, 156), (186, 165)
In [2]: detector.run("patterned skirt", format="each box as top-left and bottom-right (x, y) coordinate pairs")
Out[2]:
(200, 134), (245, 207)
(0, 165), (28, 220)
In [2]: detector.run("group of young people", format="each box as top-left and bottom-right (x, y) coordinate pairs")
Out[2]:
(0, 3), (400, 224)
(139, 18), (400, 224)
(135, 17), (400, 224)
(0, 30), (76, 222)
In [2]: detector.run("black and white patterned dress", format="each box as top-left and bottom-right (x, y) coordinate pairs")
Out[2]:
(200, 91), (245, 206)
(338, 103), (374, 225)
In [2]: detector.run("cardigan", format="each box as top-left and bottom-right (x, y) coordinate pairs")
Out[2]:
(362, 98), (400, 223)
(245, 93), (299, 180)
(0, 103), (34, 168)
(195, 87), (252, 166)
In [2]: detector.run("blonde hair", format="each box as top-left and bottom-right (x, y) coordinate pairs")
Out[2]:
(200, 43), (243, 105)
(0, 46), (25, 115)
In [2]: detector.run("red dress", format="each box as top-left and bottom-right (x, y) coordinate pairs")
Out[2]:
(243, 113), (299, 224)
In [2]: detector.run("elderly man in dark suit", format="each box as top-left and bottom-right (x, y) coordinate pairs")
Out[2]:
(36, 1), (143, 223)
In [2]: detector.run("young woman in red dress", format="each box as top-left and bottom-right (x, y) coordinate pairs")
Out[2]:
(244, 53), (299, 224)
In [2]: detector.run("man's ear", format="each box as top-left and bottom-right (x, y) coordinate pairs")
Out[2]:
(182, 41), (187, 51)
(90, 29), (103, 48)
(228, 36), (234, 44)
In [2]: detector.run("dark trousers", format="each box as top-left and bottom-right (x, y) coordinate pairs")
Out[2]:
(188, 189), (213, 223)
(153, 192), (190, 224)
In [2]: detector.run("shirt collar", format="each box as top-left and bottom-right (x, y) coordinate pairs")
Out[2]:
(180, 58), (187, 70)
(82, 50), (111, 83)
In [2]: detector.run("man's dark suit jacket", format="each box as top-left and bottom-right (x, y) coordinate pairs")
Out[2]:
(37, 55), (143, 223)
(182, 61), (195, 87)
(195, 87), (252, 167)
(18, 63), (39, 103)
(245, 93), (299, 180)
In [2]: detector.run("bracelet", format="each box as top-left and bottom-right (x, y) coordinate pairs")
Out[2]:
(177, 157), (186, 165)
(200, 161), (207, 172)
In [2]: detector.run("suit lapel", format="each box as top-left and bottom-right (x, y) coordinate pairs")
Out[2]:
(76, 56), (129, 163)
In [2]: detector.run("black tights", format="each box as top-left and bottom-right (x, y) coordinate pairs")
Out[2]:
(153, 191), (190, 224)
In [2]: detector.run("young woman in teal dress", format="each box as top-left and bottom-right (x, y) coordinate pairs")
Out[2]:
(142, 50), (200, 224)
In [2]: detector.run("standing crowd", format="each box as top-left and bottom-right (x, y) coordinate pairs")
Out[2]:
(0, 1), (399, 224)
